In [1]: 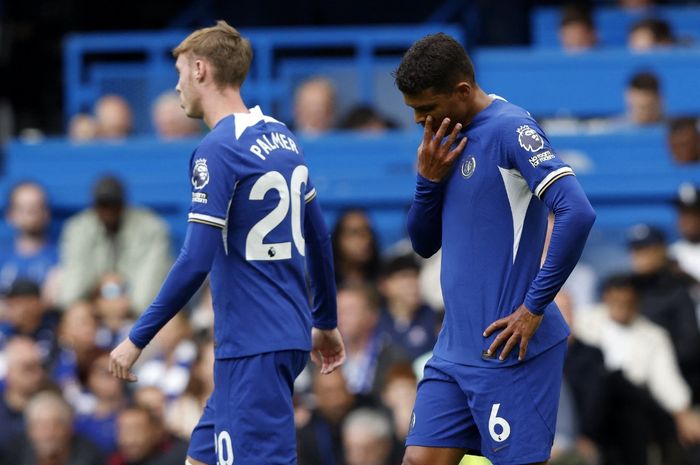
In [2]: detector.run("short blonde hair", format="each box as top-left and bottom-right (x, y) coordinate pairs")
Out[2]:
(173, 20), (253, 89)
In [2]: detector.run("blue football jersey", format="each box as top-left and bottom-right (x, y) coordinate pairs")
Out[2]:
(435, 96), (571, 367)
(187, 106), (317, 359)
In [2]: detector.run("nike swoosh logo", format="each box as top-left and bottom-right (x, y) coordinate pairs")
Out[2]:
(492, 444), (509, 453)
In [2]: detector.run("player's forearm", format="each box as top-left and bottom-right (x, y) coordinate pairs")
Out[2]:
(407, 174), (444, 258)
(129, 222), (220, 348)
(305, 198), (337, 329)
(524, 176), (596, 315)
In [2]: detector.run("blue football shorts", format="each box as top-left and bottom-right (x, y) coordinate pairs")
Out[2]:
(187, 349), (309, 465)
(406, 340), (567, 465)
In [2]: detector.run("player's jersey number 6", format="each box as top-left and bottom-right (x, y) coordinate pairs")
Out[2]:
(488, 403), (511, 443)
(246, 166), (308, 261)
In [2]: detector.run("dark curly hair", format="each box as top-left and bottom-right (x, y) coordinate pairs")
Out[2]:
(393, 33), (475, 96)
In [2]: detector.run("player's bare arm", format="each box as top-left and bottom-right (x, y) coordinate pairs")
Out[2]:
(311, 327), (346, 375)
(483, 304), (544, 361)
(417, 115), (467, 182)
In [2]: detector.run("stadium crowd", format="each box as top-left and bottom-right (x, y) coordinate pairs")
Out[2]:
(2, 1), (700, 465)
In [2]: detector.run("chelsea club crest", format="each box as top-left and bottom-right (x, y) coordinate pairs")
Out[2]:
(461, 156), (476, 179)
(192, 158), (210, 190)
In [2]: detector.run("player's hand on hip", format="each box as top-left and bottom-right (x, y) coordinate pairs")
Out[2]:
(483, 304), (543, 361)
(311, 327), (346, 375)
(109, 337), (142, 382)
(417, 115), (468, 182)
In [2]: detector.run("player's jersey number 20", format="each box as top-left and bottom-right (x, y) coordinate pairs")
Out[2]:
(245, 166), (308, 261)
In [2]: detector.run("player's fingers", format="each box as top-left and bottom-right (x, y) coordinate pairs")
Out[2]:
(483, 317), (508, 337)
(127, 372), (138, 383)
(422, 115), (433, 146)
(487, 328), (511, 355)
(310, 350), (321, 368)
(448, 136), (468, 160)
(499, 334), (520, 361)
(442, 122), (463, 151)
(518, 338), (530, 361)
(434, 118), (451, 144)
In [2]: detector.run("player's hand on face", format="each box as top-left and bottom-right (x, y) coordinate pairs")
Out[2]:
(311, 327), (346, 375)
(109, 338), (142, 382)
(417, 115), (468, 182)
(483, 304), (543, 361)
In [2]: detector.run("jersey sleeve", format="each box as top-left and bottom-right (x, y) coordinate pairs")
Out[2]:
(188, 144), (238, 229)
(502, 119), (574, 198)
(304, 176), (317, 204)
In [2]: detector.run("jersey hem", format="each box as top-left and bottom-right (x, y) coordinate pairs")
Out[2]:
(214, 342), (312, 360)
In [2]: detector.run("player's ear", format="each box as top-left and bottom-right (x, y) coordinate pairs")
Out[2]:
(193, 60), (206, 82)
(455, 81), (471, 101)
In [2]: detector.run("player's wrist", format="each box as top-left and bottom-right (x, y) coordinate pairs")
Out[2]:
(522, 299), (545, 317)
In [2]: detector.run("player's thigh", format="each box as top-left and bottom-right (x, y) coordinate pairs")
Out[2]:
(406, 357), (480, 452)
(214, 350), (309, 465)
(187, 395), (217, 465)
(463, 341), (567, 465)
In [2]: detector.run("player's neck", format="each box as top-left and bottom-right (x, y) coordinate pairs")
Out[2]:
(202, 88), (249, 129)
(462, 87), (493, 126)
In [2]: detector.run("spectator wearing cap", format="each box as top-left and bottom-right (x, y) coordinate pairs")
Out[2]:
(670, 183), (700, 282)
(0, 181), (58, 298)
(0, 279), (60, 361)
(377, 254), (438, 360)
(627, 223), (700, 401)
(59, 175), (172, 314)
(667, 118), (700, 165)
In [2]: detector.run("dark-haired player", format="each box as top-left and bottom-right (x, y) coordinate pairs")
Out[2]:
(394, 33), (596, 465)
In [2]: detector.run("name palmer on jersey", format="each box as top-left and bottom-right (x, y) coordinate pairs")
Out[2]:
(250, 131), (299, 160)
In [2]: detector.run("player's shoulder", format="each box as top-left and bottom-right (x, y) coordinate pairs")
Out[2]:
(488, 97), (539, 131)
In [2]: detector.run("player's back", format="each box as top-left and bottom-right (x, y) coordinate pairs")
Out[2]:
(188, 106), (315, 359)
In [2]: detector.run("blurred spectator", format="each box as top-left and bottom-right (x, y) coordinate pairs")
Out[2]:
(628, 18), (675, 51)
(332, 209), (381, 285)
(95, 95), (133, 139)
(0, 337), (46, 451)
(619, 0), (655, 9)
(53, 300), (100, 413)
(73, 351), (125, 454)
(5, 390), (104, 465)
(293, 77), (336, 135)
(342, 408), (395, 465)
(0, 181), (58, 298)
(165, 338), (214, 440)
(151, 91), (201, 140)
(556, 292), (604, 465)
(297, 369), (357, 465)
(380, 362), (417, 444)
(377, 254), (437, 359)
(134, 385), (188, 456)
(626, 223), (700, 399)
(0, 279), (60, 361)
(68, 114), (99, 142)
(59, 175), (172, 314)
(338, 104), (397, 133)
(668, 117), (700, 165)
(670, 183), (700, 282)
(109, 405), (187, 465)
(558, 4), (597, 52)
(624, 71), (664, 126)
(337, 282), (406, 401)
(94, 273), (134, 349)
(135, 312), (195, 399)
(575, 275), (700, 461)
